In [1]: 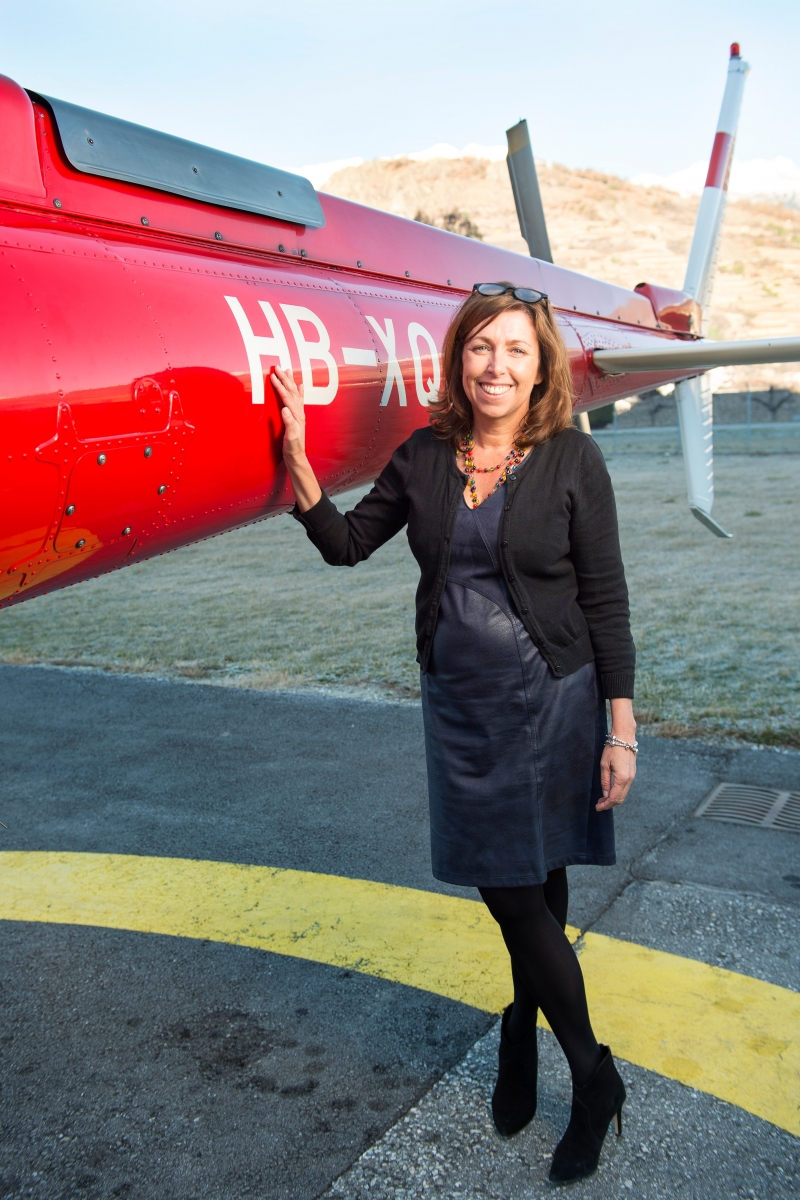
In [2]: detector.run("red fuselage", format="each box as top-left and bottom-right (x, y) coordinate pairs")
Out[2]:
(1, 78), (699, 607)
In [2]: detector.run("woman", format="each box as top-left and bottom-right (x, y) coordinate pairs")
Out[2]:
(274, 282), (637, 1186)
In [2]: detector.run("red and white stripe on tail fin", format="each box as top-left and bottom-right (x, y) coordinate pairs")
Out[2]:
(683, 44), (750, 313)
(676, 44), (749, 539)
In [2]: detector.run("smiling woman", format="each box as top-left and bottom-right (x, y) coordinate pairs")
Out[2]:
(429, 281), (574, 464)
(274, 283), (637, 1186)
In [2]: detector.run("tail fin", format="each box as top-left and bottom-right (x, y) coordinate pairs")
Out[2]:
(676, 44), (749, 538)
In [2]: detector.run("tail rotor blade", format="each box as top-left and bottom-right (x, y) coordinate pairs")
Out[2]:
(678, 43), (748, 538)
(675, 376), (731, 538)
(684, 45), (750, 314)
(506, 119), (553, 263)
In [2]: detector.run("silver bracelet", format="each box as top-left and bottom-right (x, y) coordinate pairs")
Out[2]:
(605, 734), (639, 755)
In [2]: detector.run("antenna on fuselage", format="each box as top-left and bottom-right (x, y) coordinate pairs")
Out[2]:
(506, 119), (553, 262)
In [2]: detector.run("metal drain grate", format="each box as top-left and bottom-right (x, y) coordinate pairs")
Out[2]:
(695, 783), (800, 833)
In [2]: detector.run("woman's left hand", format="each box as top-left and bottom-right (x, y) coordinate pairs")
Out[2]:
(597, 698), (637, 810)
(597, 742), (637, 810)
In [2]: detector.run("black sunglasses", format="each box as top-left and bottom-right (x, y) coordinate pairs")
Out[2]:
(472, 282), (548, 305)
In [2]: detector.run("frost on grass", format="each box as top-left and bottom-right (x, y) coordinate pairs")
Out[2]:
(0, 454), (797, 746)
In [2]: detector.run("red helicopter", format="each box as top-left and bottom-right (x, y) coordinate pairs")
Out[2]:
(1, 43), (798, 608)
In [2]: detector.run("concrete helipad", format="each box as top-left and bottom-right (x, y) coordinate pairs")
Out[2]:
(1, 664), (798, 1199)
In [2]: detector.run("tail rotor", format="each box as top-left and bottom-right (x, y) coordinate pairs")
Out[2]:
(676, 44), (750, 538)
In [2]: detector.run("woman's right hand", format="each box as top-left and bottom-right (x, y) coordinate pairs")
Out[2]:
(273, 365), (306, 462)
(272, 365), (323, 513)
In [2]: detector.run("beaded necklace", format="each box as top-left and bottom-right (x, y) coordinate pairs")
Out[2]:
(459, 432), (526, 508)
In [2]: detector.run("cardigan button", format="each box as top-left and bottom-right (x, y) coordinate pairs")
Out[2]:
(504, 505), (510, 511)
(520, 606), (528, 614)
(500, 540), (508, 547)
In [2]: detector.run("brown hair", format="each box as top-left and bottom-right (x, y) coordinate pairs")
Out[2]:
(428, 285), (575, 447)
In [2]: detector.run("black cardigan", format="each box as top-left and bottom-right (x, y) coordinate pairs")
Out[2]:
(294, 425), (635, 699)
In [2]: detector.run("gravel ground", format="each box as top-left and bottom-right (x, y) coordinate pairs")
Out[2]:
(0, 922), (491, 1200)
(0, 452), (797, 744)
(2, 667), (798, 1199)
(594, 879), (800, 990)
(324, 1025), (799, 1200)
(324, 870), (800, 1200)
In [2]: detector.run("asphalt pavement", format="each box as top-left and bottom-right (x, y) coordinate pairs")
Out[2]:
(1, 664), (798, 1199)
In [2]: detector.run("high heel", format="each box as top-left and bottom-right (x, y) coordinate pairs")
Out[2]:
(548, 1045), (625, 1186)
(492, 1004), (538, 1136)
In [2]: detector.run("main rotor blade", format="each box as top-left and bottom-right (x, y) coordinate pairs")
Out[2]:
(506, 119), (553, 263)
(593, 335), (800, 374)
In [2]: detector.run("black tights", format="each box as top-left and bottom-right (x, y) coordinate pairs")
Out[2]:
(479, 868), (601, 1088)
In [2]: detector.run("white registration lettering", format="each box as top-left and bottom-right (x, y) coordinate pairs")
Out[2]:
(366, 316), (407, 407)
(280, 305), (339, 405)
(225, 296), (292, 404)
(408, 322), (441, 406)
(342, 347), (379, 367)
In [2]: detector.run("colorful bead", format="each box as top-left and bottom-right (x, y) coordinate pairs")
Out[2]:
(460, 432), (526, 507)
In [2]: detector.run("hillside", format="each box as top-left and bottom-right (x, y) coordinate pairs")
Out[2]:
(323, 157), (800, 393)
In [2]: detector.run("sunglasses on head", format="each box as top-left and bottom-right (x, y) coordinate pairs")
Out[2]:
(472, 282), (548, 305)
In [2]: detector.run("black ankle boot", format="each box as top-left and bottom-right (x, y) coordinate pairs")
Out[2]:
(492, 1004), (538, 1136)
(548, 1046), (625, 1185)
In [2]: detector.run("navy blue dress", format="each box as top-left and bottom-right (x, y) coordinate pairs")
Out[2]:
(421, 485), (614, 888)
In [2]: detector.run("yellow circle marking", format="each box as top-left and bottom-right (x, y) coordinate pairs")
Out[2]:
(1, 850), (798, 1136)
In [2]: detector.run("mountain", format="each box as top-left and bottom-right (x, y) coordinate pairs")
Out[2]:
(633, 156), (800, 205)
(318, 153), (800, 393)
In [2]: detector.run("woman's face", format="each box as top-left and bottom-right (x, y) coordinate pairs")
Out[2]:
(461, 309), (543, 429)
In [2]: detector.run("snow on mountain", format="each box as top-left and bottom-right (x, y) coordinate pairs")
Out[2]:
(298, 145), (800, 207)
(632, 156), (800, 203)
(396, 142), (507, 164)
(295, 157), (365, 189)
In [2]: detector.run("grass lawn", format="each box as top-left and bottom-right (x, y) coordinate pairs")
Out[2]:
(1, 451), (797, 747)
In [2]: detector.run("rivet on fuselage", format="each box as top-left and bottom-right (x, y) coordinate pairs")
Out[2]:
(357, 260), (362, 268)
(447, 279), (452, 286)
(214, 231), (223, 240)
(122, 526), (131, 536)
(300, 249), (307, 257)
(158, 484), (167, 494)
(278, 244), (286, 252)
(405, 271), (410, 277)
(141, 216), (149, 226)
(75, 539), (85, 548)
(66, 504), (75, 516)
(144, 446), (153, 458)
(97, 453), (107, 465)
(87, 137), (94, 145)
(53, 199), (62, 209)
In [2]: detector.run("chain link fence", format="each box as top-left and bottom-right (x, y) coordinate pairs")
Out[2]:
(586, 389), (800, 455)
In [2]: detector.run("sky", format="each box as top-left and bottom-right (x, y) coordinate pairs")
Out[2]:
(1, 0), (798, 179)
